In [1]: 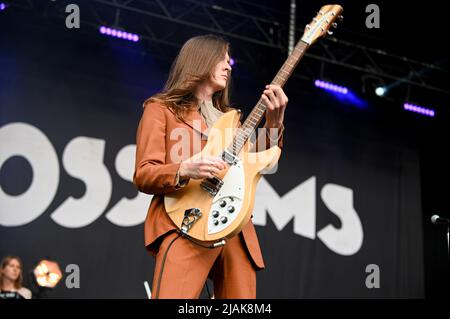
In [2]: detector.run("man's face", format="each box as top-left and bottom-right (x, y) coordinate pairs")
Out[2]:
(210, 52), (232, 92)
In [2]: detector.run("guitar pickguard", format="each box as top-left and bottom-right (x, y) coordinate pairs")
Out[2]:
(207, 159), (245, 234)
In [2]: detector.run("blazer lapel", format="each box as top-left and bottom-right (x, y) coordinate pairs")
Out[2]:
(179, 108), (210, 139)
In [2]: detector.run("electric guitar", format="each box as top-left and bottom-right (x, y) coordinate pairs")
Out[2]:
(164, 4), (344, 242)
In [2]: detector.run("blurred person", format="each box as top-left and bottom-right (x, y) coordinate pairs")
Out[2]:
(0, 255), (32, 299)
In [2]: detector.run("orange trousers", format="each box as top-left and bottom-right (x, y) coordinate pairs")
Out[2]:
(151, 231), (257, 299)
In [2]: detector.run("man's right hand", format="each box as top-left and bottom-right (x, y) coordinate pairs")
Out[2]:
(178, 155), (228, 180)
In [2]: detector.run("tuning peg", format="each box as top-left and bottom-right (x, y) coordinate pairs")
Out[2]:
(338, 15), (344, 21)
(305, 24), (311, 29)
(332, 22), (338, 28)
(319, 11), (324, 15)
(327, 30), (334, 35)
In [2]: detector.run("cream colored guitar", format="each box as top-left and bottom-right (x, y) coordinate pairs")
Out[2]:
(165, 5), (344, 243)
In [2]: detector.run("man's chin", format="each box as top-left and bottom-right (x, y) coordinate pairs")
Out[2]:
(213, 83), (226, 92)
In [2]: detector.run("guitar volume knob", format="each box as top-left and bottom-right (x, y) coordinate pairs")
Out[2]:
(219, 200), (227, 207)
(227, 206), (235, 213)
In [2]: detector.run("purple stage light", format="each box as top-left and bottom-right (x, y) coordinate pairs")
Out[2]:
(99, 26), (140, 42)
(403, 103), (435, 117)
(315, 80), (348, 95)
(230, 58), (235, 66)
(0, 3), (6, 10)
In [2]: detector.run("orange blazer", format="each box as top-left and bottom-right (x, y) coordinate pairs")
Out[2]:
(133, 101), (284, 270)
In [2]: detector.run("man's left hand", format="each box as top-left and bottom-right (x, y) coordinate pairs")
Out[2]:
(261, 84), (288, 129)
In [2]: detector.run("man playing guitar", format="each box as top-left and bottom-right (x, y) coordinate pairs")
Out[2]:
(133, 34), (287, 299)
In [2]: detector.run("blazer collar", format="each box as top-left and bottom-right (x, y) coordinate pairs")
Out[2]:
(184, 109), (210, 137)
(168, 106), (209, 138)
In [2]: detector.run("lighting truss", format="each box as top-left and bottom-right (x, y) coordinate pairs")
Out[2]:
(6, 0), (449, 98)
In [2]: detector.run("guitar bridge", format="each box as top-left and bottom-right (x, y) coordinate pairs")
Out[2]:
(180, 208), (202, 234)
(200, 176), (224, 196)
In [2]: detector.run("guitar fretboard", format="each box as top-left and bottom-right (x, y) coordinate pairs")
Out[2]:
(226, 40), (309, 156)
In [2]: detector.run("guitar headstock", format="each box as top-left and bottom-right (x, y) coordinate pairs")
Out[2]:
(301, 5), (343, 45)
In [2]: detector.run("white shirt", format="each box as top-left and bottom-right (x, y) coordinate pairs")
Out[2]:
(199, 99), (224, 129)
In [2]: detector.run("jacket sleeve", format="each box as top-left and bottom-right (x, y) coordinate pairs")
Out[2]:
(133, 102), (190, 195)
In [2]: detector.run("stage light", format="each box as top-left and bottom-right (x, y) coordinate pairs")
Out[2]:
(315, 80), (348, 94)
(99, 26), (140, 42)
(230, 58), (235, 66)
(403, 102), (435, 117)
(375, 86), (386, 96)
(33, 259), (62, 288)
(0, 2), (6, 10)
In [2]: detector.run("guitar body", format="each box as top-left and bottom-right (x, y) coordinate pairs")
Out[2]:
(164, 109), (281, 241)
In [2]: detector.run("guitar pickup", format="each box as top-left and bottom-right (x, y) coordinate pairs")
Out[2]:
(222, 150), (239, 165)
(200, 177), (223, 196)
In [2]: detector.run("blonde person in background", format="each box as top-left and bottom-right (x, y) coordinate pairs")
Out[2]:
(0, 255), (32, 299)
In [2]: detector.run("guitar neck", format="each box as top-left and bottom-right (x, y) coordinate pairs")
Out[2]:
(227, 40), (310, 155)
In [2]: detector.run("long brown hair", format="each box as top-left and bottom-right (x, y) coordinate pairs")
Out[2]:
(0, 255), (24, 290)
(145, 34), (233, 120)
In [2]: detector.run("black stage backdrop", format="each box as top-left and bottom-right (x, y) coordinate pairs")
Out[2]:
(1, 9), (425, 298)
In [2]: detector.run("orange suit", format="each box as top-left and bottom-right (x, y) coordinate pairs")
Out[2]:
(133, 102), (283, 298)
